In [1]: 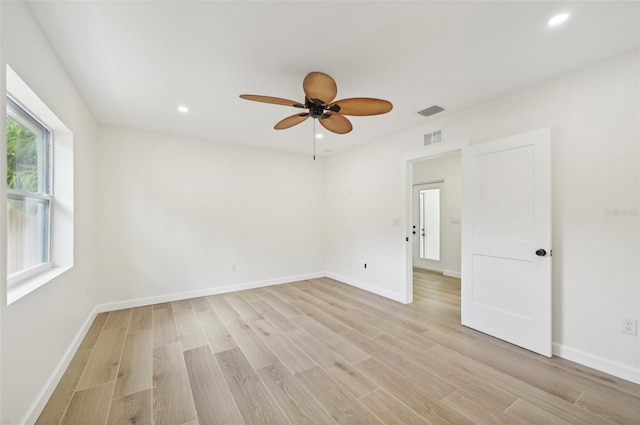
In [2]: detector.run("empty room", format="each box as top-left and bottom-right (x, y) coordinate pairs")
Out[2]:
(1, 1), (639, 424)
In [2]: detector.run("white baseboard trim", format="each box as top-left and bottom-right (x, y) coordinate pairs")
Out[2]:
(22, 305), (100, 425)
(96, 272), (325, 313)
(326, 272), (408, 303)
(553, 342), (640, 385)
(443, 270), (461, 279)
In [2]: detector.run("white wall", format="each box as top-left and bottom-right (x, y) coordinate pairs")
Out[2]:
(413, 152), (462, 276)
(326, 50), (640, 382)
(97, 125), (326, 306)
(0, 2), (99, 424)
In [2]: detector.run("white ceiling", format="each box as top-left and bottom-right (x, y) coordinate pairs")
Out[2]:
(26, 1), (639, 155)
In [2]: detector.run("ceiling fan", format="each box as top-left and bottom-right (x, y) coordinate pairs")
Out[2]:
(239, 72), (392, 135)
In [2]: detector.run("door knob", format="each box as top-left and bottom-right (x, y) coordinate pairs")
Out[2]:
(536, 249), (547, 257)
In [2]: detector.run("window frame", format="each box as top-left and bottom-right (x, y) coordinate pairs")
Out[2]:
(6, 95), (54, 284)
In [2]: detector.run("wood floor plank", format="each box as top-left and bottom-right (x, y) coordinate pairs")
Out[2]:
(343, 329), (456, 399)
(107, 389), (152, 425)
(183, 346), (244, 425)
(188, 297), (211, 313)
(359, 388), (430, 425)
(206, 295), (239, 321)
(76, 327), (127, 391)
(295, 366), (383, 425)
(197, 310), (237, 353)
(575, 389), (640, 425)
(171, 300), (193, 312)
(258, 362), (337, 425)
(289, 299), (349, 334)
(224, 294), (263, 322)
(152, 304), (179, 347)
(129, 306), (152, 334)
(60, 381), (115, 425)
(174, 309), (208, 351)
(249, 299), (297, 332)
(428, 345), (618, 425)
(249, 319), (316, 374)
(257, 291), (303, 319)
(295, 314), (370, 363)
(36, 349), (92, 425)
(354, 357), (473, 425)
(375, 333), (517, 410)
(223, 316), (279, 369)
(505, 398), (573, 425)
(152, 343), (197, 425)
(442, 389), (518, 425)
(215, 347), (291, 425)
(285, 328), (377, 398)
(114, 329), (153, 398)
(78, 312), (108, 351)
(104, 309), (133, 331)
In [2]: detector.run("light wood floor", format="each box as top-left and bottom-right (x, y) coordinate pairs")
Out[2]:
(38, 276), (639, 425)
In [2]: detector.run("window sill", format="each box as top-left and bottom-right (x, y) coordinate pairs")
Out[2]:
(7, 265), (73, 305)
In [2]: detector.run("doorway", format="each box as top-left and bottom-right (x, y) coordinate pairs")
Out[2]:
(409, 151), (462, 303)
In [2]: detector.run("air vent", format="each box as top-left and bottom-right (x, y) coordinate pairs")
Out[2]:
(418, 105), (444, 117)
(424, 130), (443, 146)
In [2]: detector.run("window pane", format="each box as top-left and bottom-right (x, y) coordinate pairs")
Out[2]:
(7, 111), (48, 194)
(7, 197), (50, 276)
(420, 188), (440, 261)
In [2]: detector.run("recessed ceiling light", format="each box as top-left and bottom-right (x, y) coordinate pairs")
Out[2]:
(548, 13), (569, 27)
(177, 105), (189, 113)
(315, 133), (324, 139)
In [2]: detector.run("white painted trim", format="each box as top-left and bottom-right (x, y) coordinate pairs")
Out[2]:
(22, 305), (99, 425)
(96, 272), (325, 312)
(326, 272), (408, 304)
(443, 270), (461, 279)
(553, 343), (640, 385)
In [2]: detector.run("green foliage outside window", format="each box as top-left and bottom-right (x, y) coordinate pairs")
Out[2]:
(7, 115), (39, 193)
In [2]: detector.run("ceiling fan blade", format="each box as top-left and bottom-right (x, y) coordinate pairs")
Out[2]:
(303, 72), (337, 105)
(328, 97), (393, 116)
(319, 113), (352, 134)
(274, 113), (310, 130)
(240, 94), (304, 108)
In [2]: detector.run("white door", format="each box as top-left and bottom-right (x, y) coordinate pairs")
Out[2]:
(413, 182), (443, 272)
(461, 128), (552, 357)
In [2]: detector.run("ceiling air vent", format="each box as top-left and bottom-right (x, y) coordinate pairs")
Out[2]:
(424, 130), (443, 146)
(417, 105), (444, 117)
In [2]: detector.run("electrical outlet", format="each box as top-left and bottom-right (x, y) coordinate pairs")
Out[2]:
(621, 317), (637, 335)
(231, 264), (237, 272)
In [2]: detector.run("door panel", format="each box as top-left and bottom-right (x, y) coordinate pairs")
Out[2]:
(462, 128), (552, 356)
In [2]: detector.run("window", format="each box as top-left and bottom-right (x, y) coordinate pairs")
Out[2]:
(5, 65), (74, 304)
(419, 187), (441, 261)
(6, 96), (52, 279)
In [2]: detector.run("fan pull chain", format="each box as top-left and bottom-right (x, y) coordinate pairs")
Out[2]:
(313, 118), (316, 161)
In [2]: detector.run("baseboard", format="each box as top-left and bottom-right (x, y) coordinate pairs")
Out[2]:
(553, 342), (640, 384)
(96, 272), (325, 313)
(325, 272), (408, 303)
(443, 270), (461, 278)
(22, 305), (100, 425)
